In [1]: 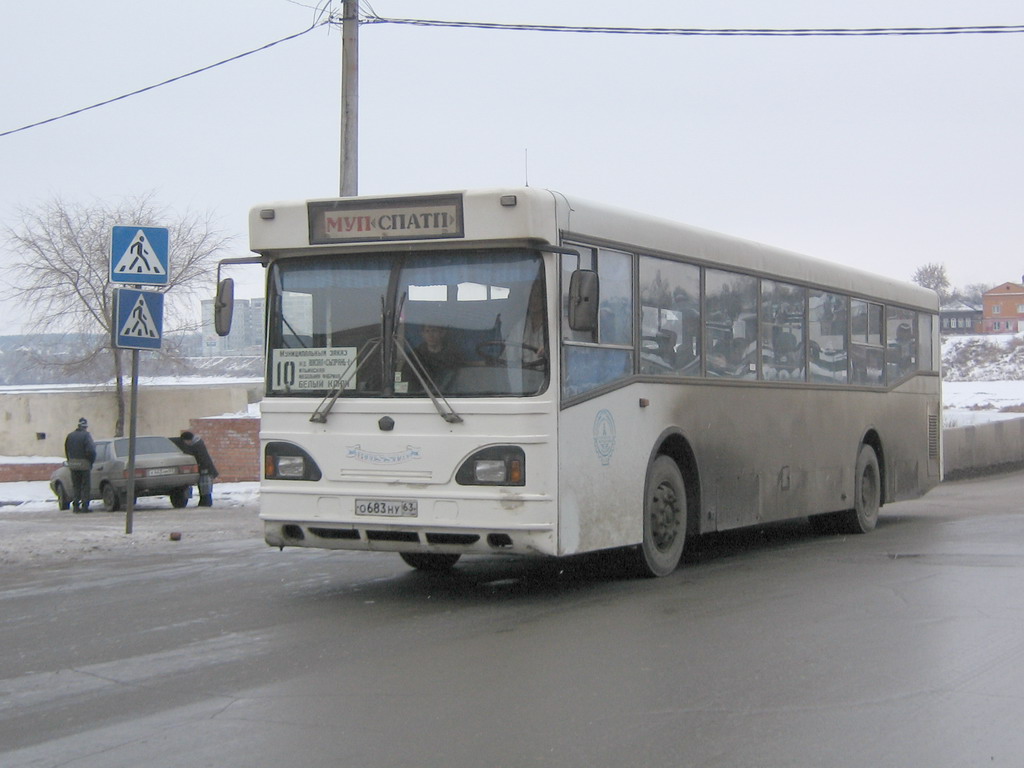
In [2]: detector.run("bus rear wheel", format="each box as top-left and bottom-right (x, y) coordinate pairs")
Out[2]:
(838, 444), (881, 534)
(400, 552), (461, 572)
(638, 455), (687, 577)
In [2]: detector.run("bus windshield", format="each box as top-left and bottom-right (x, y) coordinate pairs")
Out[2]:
(266, 248), (547, 398)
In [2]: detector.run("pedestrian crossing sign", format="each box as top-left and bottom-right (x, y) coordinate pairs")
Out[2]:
(112, 287), (164, 350)
(110, 226), (169, 285)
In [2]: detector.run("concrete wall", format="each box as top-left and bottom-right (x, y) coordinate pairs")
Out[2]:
(0, 382), (261, 457)
(943, 417), (1024, 479)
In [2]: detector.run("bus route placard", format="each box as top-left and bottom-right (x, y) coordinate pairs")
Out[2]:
(271, 348), (357, 392)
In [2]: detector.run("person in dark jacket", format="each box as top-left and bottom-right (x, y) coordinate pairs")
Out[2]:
(64, 417), (96, 513)
(178, 431), (219, 506)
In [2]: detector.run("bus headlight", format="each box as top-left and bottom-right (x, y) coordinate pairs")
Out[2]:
(456, 446), (525, 486)
(274, 456), (307, 479)
(265, 442), (322, 481)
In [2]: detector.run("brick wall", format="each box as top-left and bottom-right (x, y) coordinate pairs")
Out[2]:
(0, 418), (261, 483)
(0, 463), (62, 482)
(186, 417), (260, 483)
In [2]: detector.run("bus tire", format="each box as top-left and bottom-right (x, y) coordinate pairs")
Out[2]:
(400, 552), (461, 572)
(638, 455), (687, 577)
(838, 444), (881, 534)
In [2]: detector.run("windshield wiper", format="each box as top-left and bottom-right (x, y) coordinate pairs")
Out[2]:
(310, 295), (389, 423)
(309, 292), (463, 425)
(309, 336), (383, 423)
(395, 338), (463, 424)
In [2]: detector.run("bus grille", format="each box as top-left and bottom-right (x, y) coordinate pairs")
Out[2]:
(365, 530), (420, 543)
(308, 527), (359, 540)
(425, 533), (481, 545)
(928, 414), (940, 459)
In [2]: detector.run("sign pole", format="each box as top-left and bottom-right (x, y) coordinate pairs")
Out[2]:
(110, 224), (169, 535)
(125, 349), (139, 534)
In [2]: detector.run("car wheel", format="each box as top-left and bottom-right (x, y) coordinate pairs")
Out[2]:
(102, 483), (123, 512)
(54, 482), (71, 511)
(169, 487), (190, 508)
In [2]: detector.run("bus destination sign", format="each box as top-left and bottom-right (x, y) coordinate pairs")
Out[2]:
(308, 195), (464, 245)
(271, 347), (357, 393)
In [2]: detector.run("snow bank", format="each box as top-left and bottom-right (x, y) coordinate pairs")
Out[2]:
(0, 481), (259, 510)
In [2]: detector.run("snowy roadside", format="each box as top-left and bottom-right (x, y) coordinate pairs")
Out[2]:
(0, 482), (263, 567)
(943, 381), (1024, 427)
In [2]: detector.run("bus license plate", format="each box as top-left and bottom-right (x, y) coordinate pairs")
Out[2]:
(355, 498), (418, 517)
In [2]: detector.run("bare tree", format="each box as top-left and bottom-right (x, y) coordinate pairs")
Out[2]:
(952, 283), (991, 306)
(911, 262), (951, 302)
(2, 194), (234, 435)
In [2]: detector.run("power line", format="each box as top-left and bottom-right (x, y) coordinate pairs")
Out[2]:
(6, 10), (1023, 140)
(360, 15), (1024, 37)
(0, 21), (330, 139)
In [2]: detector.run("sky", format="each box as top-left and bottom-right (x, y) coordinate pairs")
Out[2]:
(2, 0), (1024, 334)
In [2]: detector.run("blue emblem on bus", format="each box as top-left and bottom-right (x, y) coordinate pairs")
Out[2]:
(593, 409), (617, 466)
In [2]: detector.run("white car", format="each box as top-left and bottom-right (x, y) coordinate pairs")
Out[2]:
(50, 436), (200, 511)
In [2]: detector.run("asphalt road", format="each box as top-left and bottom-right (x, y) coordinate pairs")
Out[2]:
(2, 471), (1024, 767)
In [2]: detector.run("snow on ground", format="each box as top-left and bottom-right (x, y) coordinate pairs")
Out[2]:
(941, 332), (1024, 426)
(943, 381), (1024, 426)
(0, 377), (262, 394)
(0, 480), (259, 510)
(0, 482), (263, 566)
(942, 333), (1024, 382)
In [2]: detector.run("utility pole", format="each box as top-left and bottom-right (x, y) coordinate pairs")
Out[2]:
(340, 0), (359, 197)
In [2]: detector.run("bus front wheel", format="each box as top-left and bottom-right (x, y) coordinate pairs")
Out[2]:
(400, 552), (461, 572)
(638, 455), (687, 577)
(838, 444), (881, 534)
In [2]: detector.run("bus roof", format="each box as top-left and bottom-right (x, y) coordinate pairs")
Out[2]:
(249, 187), (938, 311)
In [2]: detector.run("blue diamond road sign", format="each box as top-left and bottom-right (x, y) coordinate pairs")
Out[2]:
(110, 226), (169, 285)
(112, 288), (164, 350)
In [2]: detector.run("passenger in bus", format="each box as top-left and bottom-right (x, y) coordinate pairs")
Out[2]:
(708, 338), (733, 375)
(409, 325), (464, 388)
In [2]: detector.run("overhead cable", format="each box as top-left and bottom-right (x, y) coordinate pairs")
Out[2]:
(0, 21), (329, 139)
(359, 15), (1024, 37)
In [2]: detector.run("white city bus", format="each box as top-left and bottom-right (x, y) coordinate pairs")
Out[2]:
(217, 187), (941, 577)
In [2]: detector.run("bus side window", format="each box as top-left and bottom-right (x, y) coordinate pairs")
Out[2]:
(887, 306), (917, 382)
(639, 256), (701, 376)
(761, 280), (806, 382)
(596, 249), (632, 346)
(918, 312), (937, 372)
(809, 291), (849, 384)
(850, 300), (885, 386)
(561, 246), (634, 398)
(705, 269), (758, 380)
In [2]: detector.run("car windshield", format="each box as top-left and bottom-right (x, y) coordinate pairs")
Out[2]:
(266, 248), (548, 398)
(112, 436), (181, 457)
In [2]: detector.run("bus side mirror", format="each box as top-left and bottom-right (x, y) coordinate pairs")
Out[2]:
(568, 269), (599, 332)
(214, 278), (235, 337)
